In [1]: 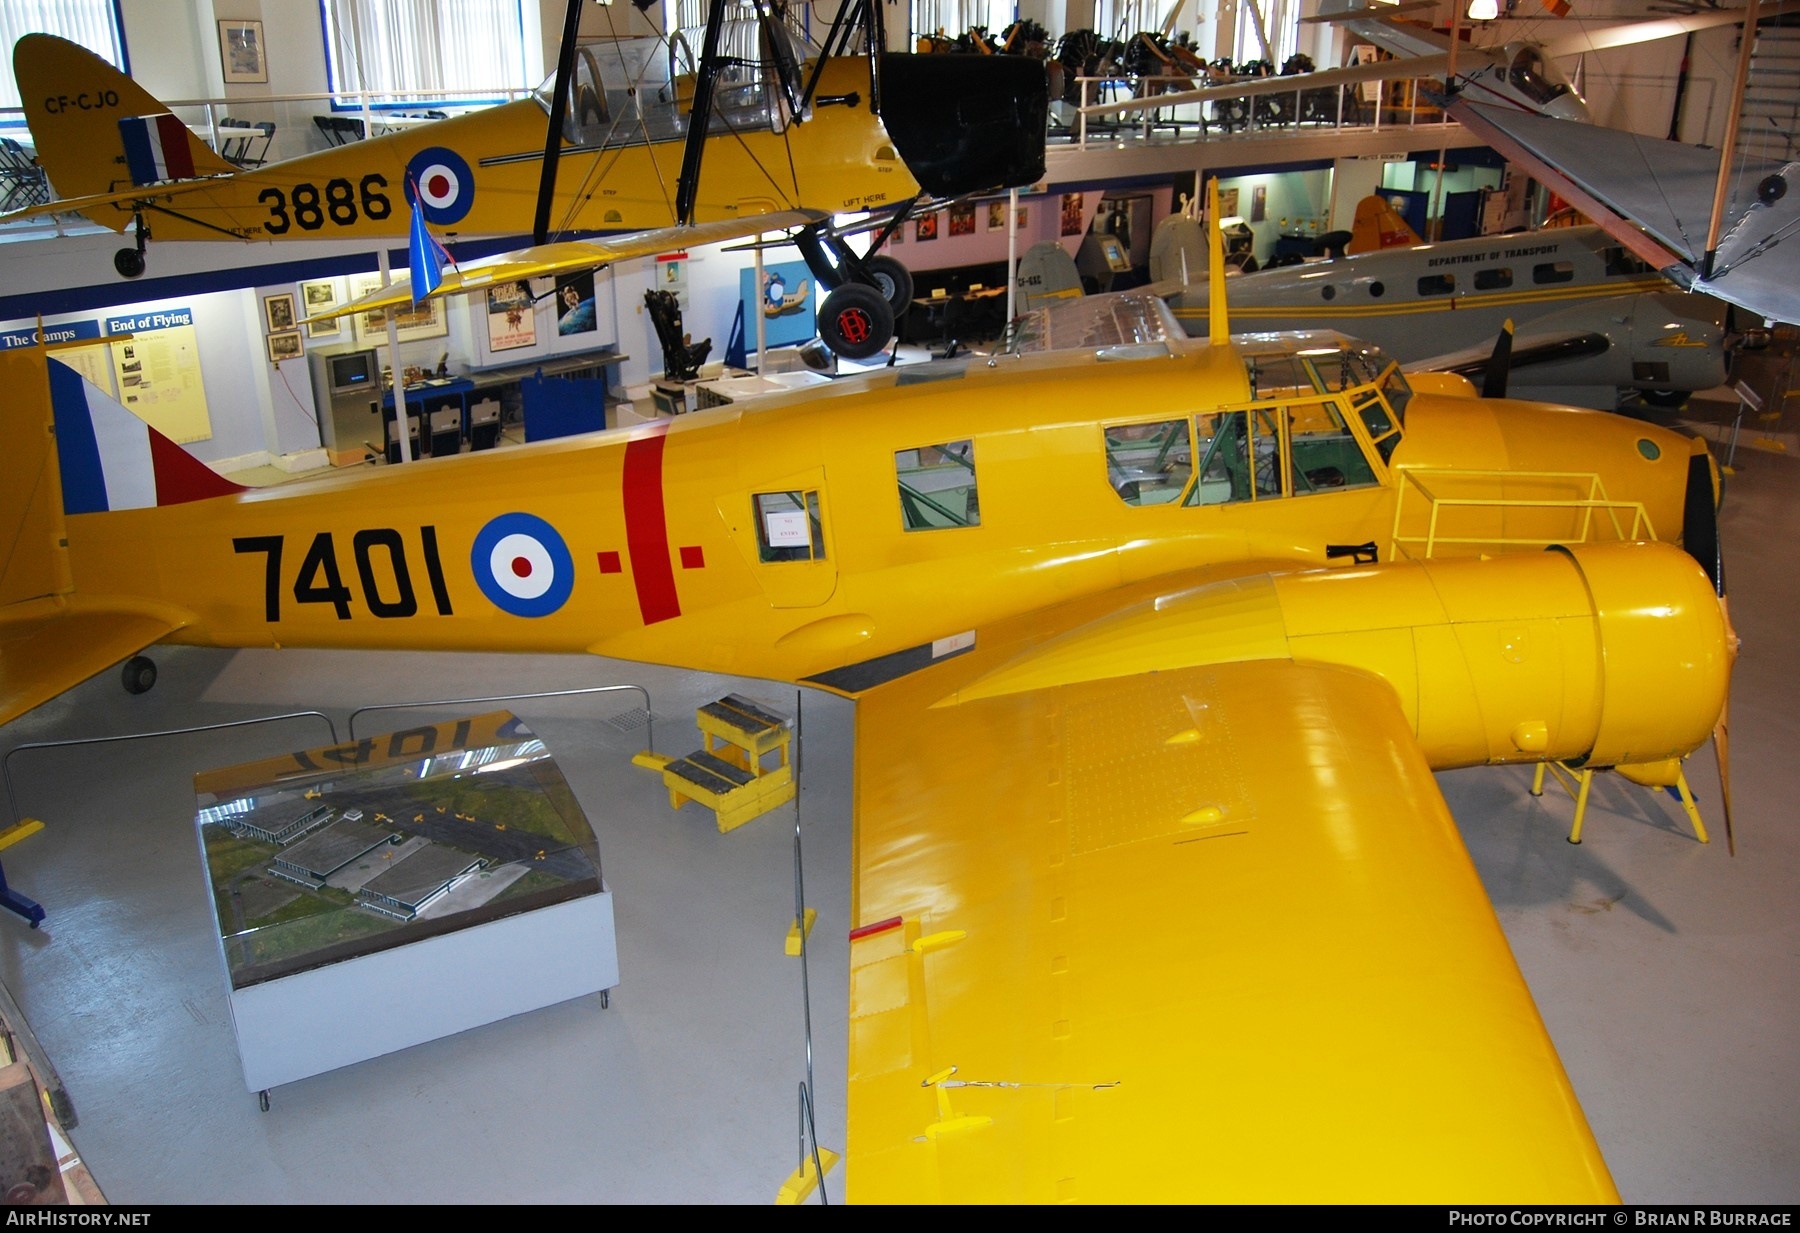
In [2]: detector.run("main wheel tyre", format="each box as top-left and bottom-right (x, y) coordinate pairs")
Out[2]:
(121, 655), (157, 695)
(864, 254), (914, 318)
(114, 248), (146, 279)
(1642, 389), (1690, 409)
(817, 283), (893, 361)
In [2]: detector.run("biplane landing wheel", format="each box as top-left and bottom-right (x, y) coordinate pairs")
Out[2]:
(818, 283), (892, 362)
(864, 254), (914, 318)
(114, 248), (145, 279)
(121, 656), (157, 695)
(258, 1090), (270, 1112)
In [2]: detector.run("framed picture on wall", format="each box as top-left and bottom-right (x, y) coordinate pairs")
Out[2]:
(262, 292), (296, 334)
(299, 279), (343, 338)
(266, 331), (303, 363)
(219, 20), (268, 84)
(348, 273), (449, 343)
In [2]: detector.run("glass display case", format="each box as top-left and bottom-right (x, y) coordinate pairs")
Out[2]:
(193, 711), (617, 1102)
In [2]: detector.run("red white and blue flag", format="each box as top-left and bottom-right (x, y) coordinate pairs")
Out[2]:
(118, 114), (197, 186)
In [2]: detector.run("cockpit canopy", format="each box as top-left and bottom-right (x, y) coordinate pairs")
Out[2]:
(535, 23), (824, 150)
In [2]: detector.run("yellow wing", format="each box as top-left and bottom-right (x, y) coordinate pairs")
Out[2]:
(845, 651), (1617, 1202)
(309, 211), (831, 322)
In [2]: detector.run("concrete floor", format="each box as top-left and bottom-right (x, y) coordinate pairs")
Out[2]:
(0, 428), (1793, 1206)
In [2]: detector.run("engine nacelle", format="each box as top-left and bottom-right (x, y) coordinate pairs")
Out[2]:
(952, 541), (1730, 772)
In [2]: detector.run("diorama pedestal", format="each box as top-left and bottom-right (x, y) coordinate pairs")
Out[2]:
(228, 892), (616, 1097)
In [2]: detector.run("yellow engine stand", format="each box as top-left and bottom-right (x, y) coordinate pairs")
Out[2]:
(633, 695), (796, 834)
(1530, 759), (1709, 845)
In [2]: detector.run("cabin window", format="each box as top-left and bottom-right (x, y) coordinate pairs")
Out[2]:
(1417, 274), (1455, 297)
(1321, 285), (1337, 301)
(1282, 401), (1379, 493)
(1106, 420), (1193, 506)
(754, 491), (825, 562)
(1474, 267), (1513, 291)
(1533, 262), (1576, 285)
(1368, 281), (1386, 297)
(896, 440), (980, 530)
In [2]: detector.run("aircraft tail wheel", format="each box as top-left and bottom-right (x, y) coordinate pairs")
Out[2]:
(122, 655), (157, 695)
(114, 248), (146, 279)
(864, 254), (914, 318)
(818, 283), (893, 362)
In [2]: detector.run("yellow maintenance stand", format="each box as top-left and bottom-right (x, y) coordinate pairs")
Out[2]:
(633, 695), (795, 833)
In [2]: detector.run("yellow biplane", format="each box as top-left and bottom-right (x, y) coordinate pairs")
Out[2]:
(5, 0), (1046, 356)
(0, 204), (1734, 1200)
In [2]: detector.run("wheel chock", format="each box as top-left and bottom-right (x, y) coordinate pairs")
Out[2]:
(775, 1146), (839, 1205)
(785, 907), (817, 956)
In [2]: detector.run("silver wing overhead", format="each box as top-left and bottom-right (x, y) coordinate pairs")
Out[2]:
(1455, 101), (1799, 326)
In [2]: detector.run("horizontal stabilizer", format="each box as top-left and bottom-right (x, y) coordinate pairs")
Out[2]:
(0, 600), (185, 729)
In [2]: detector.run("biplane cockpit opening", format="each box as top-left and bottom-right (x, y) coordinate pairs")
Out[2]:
(1503, 44), (1575, 109)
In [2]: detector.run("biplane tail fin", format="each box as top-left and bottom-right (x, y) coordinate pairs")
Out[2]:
(13, 33), (235, 204)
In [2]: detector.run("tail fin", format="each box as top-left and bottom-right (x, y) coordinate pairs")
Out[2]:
(44, 355), (244, 515)
(1347, 194), (1423, 254)
(13, 34), (234, 203)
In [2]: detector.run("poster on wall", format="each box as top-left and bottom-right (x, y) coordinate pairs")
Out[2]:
(740, 260), (815, 349)
(348, 274), (448, 343)
(485, 282), (538, 351)
(986, 201), (1008, 231)
(949, 202), (976, 236)
(104, 306), (213, 444)
(1060, 193), (1085, 237)
(656, 252), (689, 311)
(299, 279), (344, 339)
(914, 212), (938, 242)
(554, 271), (597, 336)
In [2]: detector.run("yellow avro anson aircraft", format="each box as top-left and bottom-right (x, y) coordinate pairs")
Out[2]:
(7, 5), (1046, 356)
(0, 211), (1733, 1200)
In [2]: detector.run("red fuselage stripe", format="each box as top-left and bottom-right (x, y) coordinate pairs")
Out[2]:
(622, 426), (681, 625)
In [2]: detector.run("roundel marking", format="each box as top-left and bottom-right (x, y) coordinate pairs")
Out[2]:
(404, 147), (475, 225)
(471, 513), (574, 617)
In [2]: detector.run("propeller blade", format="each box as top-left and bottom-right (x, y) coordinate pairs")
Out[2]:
(1481, 318), (1514, 399)
(1681, 452), (1725, 594)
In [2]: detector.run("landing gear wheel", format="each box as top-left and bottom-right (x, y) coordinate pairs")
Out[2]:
(114, 248), (145, 279)
(864, 254), (914, 318)
(121, 655), (157, 695)
(258, 1090), (270, 1112)
(1642, 389), (1690, 409)
(817, 283), (893, 362)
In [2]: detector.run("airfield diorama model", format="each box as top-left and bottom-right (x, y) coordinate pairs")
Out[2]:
(0, 160), (1738, 1195)
(193, 710), (599, 988)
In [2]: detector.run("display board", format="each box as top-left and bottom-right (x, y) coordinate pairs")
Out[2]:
(104, 307), (213, 444)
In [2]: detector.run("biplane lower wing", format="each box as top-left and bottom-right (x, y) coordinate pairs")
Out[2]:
(0, 600), (187, 729)
(846, 634), (1618, 1200)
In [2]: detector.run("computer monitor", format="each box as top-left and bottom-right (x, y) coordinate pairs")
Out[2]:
(328, 350), (376, 392)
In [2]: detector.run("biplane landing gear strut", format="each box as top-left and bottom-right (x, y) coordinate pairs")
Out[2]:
(795, 227), (909, 362)
(114, 213), (149, 279)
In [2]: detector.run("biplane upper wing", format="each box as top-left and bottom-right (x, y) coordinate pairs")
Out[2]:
(312, 210), (831, 320)
(843, 584), (1618, 1201)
